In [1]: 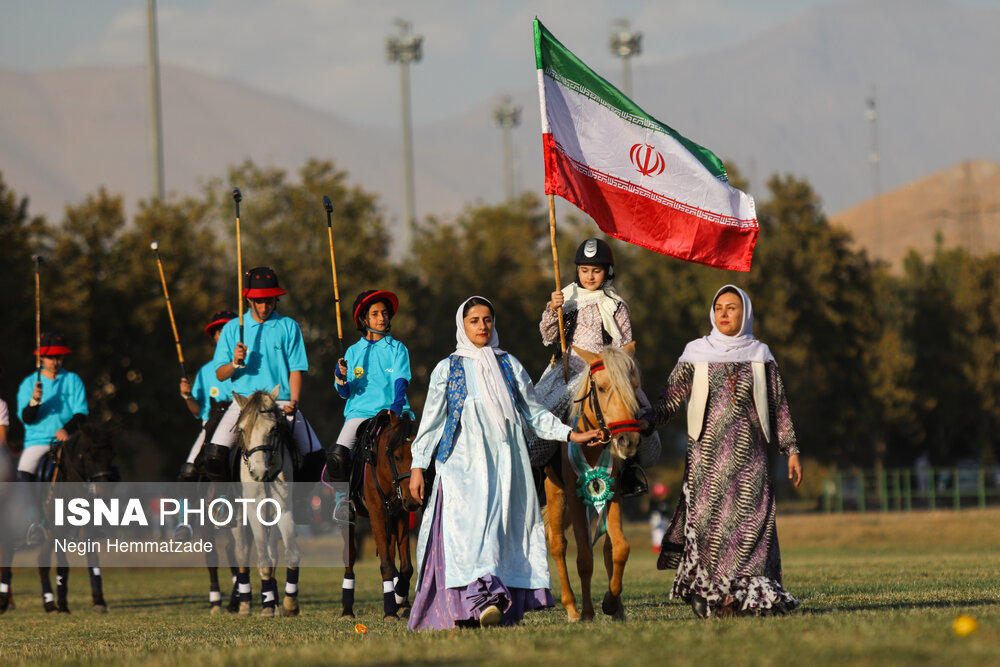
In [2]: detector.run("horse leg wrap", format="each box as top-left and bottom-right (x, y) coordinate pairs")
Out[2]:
(56, 567), (70, 613)
(40, 568), (55, 611)
(394, 575), (410, 607)
(237, 571), (252, 603)
(382, 579), (398, 616)
(284, 567), (299, 596)
(261, 577), (278, 609)
(227, 572), (240, 613)
(0, 571), (11, 614)
(341, 574), (355, 614)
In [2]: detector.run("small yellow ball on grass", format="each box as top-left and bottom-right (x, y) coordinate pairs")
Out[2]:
(953, 615), (978, 637)
(355, 623), (368, 634)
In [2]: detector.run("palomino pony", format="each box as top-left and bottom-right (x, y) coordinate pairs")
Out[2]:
(339, 410), (422, 620)
(33, 424), (119, 614)
(543, 343), (642, 622)
(231, 387), (301, 618)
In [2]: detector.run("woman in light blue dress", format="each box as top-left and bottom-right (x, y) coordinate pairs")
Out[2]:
(407, 296), (599, 629)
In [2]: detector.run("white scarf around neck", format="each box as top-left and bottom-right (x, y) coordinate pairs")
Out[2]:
(561, 283), (625, 344)
(453, 296), (518, 433)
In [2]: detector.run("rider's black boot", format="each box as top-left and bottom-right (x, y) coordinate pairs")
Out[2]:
(177, 462), (198, 482)
(618, 456), (648, 497)
(326, 445), (352, 483)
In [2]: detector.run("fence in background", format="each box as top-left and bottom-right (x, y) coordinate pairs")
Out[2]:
(822, 467), (1000, 512)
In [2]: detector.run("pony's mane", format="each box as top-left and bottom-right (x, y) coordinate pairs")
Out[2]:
(236, 391), (281, 450)
(573, 345), (640, 416)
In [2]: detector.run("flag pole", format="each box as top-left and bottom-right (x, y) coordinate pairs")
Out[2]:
(547, 194), (570, 382)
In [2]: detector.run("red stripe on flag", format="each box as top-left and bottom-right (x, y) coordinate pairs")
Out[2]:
(543, 133), (758, 272)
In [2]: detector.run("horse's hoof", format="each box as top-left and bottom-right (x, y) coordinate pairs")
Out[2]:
(57, 603), (71, 615)
(340, 611), (355, 619)
(260, 606), (275, 618)
(210, 604), (223, 615)
(281, 597), (300, 617)
(92, 604), (108, 614)
(601, 592), (620, 617)
(399, 606), (411, 619)
(44, 601), (58, 614)
(0, 592), (10, 614)
(226, 600), (240, 614)
(238, 602), (251, 617)
(383, 613), (399, 621)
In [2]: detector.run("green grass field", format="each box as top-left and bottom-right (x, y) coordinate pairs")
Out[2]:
(1, 509), (998, 666)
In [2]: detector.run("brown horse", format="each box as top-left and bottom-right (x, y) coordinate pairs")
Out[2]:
(544, 343), (642, 622)
(339, 410), (421, 620)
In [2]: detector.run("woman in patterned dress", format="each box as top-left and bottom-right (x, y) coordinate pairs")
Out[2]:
(640, 285), (803, 618)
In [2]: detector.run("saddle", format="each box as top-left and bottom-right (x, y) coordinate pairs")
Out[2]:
(346, 411), (394, 519)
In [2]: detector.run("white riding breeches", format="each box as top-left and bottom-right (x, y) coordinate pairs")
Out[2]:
(210, 400), (321, 455)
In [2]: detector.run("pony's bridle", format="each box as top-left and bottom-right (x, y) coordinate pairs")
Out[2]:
(367, 418), (412, 515)
(574, 360), (641, 444)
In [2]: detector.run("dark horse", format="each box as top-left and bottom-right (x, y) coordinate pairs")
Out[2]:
(31, 424), (118, 614)
(339, 410), (422, 620)
(178, 398), (241, 615)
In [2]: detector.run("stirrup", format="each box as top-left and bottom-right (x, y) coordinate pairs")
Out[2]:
(332, 496), (356, 526)
(26, 522), (47, 547)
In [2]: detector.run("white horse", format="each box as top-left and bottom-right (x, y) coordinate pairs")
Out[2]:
(232, 387), (301, 618)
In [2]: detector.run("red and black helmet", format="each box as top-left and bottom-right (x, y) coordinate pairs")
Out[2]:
(204, 310), (237, 337)
(35, 332), (72, 357)
(352, 290), (398, 331)
(242, 267), (287, 299)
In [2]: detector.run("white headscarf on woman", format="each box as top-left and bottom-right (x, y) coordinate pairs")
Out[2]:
(678, 285), (775, 364)
(453, 296), (518, 433)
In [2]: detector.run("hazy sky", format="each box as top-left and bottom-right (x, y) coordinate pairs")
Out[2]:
(2, 0), (998, 129)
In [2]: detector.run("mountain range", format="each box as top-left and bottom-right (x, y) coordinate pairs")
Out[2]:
(2, 0), (998, 251)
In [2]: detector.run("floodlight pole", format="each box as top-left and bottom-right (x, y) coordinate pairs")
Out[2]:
(387, 20), (423, 254)
(609, 20), (642, 98)
(492, 97), (522, 202)
(866, 85), (882, 259)
(146, 0), (165, 200)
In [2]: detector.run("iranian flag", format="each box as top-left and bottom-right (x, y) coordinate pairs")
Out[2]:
(535, 19), (758, 272)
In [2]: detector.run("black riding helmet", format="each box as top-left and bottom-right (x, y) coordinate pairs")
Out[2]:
(574, 238), (615, 282)
(352, 290), (399, 333)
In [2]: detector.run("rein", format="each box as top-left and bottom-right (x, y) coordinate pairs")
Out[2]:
(364, 414), (412, 517)
(574, 359), (640, 444)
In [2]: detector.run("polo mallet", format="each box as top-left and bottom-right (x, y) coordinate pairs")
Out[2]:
(150, 241), (188, 382)
(32, 254), (43, 381)
(322, 196), (345, 356)
(233, 188), (245, 367)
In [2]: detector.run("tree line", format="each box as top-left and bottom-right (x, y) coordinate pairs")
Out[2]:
(1, 159), (997, 488)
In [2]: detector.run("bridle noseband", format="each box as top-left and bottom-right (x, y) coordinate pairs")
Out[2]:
(574, 359), (641, 444)
(240, 406), (288, 482)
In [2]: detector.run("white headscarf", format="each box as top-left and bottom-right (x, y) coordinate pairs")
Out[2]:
(560, 283), (625, 344)
(678, 285), (775, 363)
(453, 296), (518, 433)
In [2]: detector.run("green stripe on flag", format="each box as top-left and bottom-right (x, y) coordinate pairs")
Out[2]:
(533, 18), (727, 180)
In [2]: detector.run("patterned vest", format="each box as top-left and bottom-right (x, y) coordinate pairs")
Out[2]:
(435, 353), (521, 463)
